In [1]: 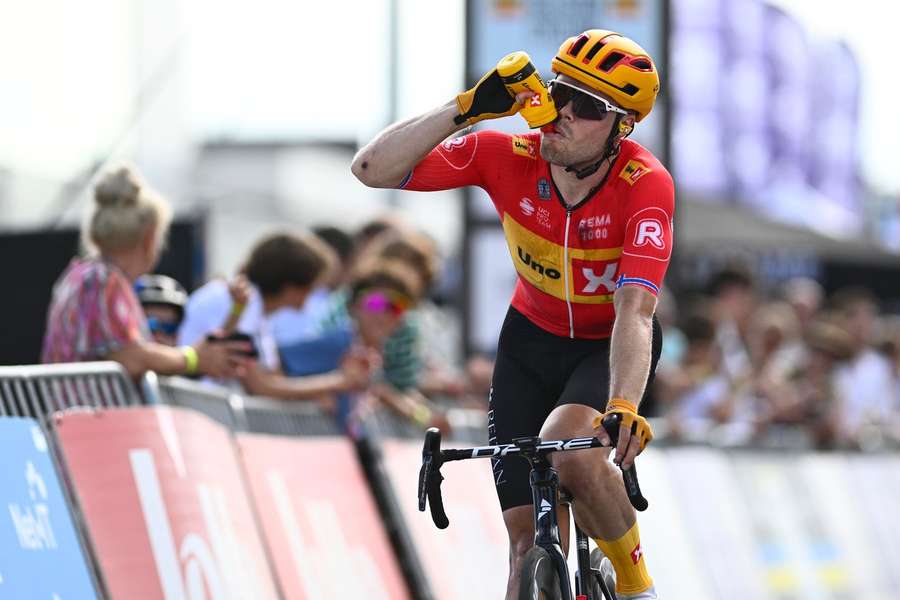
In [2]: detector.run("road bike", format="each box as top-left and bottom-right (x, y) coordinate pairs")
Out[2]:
(417, 414), (648, 600)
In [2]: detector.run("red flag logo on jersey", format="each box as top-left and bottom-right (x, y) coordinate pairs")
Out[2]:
(619, 159), (651, 185)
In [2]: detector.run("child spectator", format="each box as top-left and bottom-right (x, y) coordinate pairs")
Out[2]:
(135, 274), (188, 346)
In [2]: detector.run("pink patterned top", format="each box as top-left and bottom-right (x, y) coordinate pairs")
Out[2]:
(41, 258), (150, 363)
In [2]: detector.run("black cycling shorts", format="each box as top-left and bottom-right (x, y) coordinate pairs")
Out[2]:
(487, 306), (662, 511)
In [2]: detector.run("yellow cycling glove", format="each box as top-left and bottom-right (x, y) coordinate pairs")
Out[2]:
(454, 68), (520, 126)
(593, 398), (654, 452)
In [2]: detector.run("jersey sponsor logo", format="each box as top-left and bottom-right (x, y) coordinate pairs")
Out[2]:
(502, 214), (621, 304)
(634, 219), (664, 248)
(624, 207), (672, 262)
(511, 135), (537, 159)
(441, 137), (467, 151)
(571, 258), (617, 301)
(537, 207), (552, 230)
(619, 159), (651, 185)
(516, 246), (561, 279)
(519, 197), (535, 216)
(578, 214), (612, 241)
(537, 178), (551, 200)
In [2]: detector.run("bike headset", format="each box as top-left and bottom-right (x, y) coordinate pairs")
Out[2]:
(549, 29), (660, 180)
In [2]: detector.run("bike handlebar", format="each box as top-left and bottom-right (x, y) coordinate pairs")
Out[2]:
(418, 414), (649, 530)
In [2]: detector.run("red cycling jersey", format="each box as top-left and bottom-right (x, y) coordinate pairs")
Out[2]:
(400, 130), (675, 339)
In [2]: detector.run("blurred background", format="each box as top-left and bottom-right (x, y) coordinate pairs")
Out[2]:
(2, 1), (900, 599)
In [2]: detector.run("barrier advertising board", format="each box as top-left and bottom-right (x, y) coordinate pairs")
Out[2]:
(52, 406), (279, 599)
(0, 417), (99, 600)
(237, 433), (409, 599)
(381, 439), (509, 600)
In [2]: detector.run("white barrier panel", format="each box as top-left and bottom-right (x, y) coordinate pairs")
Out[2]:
(379, 437), (898, 600)
(382, 439), (509, 599)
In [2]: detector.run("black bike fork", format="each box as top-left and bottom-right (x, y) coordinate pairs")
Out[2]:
(529, 456), (575, 599)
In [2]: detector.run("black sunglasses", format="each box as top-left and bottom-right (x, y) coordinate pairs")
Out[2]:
(548, 80), (627, 121)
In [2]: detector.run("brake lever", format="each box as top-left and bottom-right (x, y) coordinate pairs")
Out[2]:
(601, 413), (649, 511)
(418, 427), (449, 528)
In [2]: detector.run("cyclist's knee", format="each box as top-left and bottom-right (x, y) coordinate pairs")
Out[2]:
(555, 449), (617, 498)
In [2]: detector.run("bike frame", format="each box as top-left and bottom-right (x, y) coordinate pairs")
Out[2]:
(526, 442), (577, 598)
(418, 420), (645, 599)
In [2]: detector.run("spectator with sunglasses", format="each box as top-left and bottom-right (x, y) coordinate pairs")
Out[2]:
(279, 258), (425, 432)
(352, 29), (671, 600)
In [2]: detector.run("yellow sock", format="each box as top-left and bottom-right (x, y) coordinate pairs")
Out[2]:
(594, 521), (653, 596)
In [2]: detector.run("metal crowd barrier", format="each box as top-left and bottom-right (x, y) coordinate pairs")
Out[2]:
(154, 375), (244, 429)
(0, 361), (141, 420)
(155, 376), (343, 436)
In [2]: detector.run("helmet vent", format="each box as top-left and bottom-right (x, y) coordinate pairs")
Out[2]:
(569, 34), (590, 56)
(630, 58), (653, 71)
(599, 52), (625, 72)
(621, 83), (640, 96)
(583, 41), (606, 62)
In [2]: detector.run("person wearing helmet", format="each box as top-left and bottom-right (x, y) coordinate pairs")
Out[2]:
(135, 274), (188, 346)
(352, 30), (671, 600)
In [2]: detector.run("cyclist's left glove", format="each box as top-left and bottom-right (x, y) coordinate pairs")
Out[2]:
(593, 398), (654, 452)
(454, 68), (519, 126)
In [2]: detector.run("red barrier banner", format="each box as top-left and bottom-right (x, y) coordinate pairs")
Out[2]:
(237, 433), (409, 599)
(53, 406), (279, 599)
(381, 439), (509, 600)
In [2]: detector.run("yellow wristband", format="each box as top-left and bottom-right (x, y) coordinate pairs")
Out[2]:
(230, 302), (246, 318)
(606, 398), (637, 413)
(180, 346), (199, 375)
(412, 404), (432, 427)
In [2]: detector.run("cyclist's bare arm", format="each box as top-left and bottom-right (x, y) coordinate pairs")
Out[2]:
(351, 101), (466, 189)
(607, 285), (657, 466)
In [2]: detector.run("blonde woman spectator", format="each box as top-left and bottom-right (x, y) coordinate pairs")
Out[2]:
(41, 165), (242, 378)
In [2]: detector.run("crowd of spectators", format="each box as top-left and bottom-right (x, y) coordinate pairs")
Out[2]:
(652, 267), (900, 450)
(39, 164), (900, 450)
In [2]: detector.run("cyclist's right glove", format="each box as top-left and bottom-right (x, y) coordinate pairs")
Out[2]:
(454, 68), (519, 126)
(594, 398), (654, 452)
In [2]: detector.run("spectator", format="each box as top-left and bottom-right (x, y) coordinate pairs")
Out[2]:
(656, 311), (736, 439)
(829, 287), (896, 447)
(785, 317), (854, 448)
(135, 274), (188, 346)
(41, 164), (241, 378)
(279, 258), (428, 431)
(708, 265), (758, 381)
(177, 231), (371, 400)
(268, 225), (355, 347)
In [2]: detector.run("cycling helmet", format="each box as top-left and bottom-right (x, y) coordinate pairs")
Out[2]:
(551, 29), (659, 122)
(135, 274), (188, 319)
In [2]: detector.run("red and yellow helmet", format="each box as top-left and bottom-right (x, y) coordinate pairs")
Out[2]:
(551, 29), (660, 122)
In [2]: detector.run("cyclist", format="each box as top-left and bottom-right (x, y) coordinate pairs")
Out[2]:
(352, 30), (672, 600)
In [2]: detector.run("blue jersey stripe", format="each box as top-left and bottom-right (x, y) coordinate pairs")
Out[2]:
(616, 276), (659, 294)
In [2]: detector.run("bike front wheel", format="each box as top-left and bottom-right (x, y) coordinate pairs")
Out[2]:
(518, 546), (561, 600)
